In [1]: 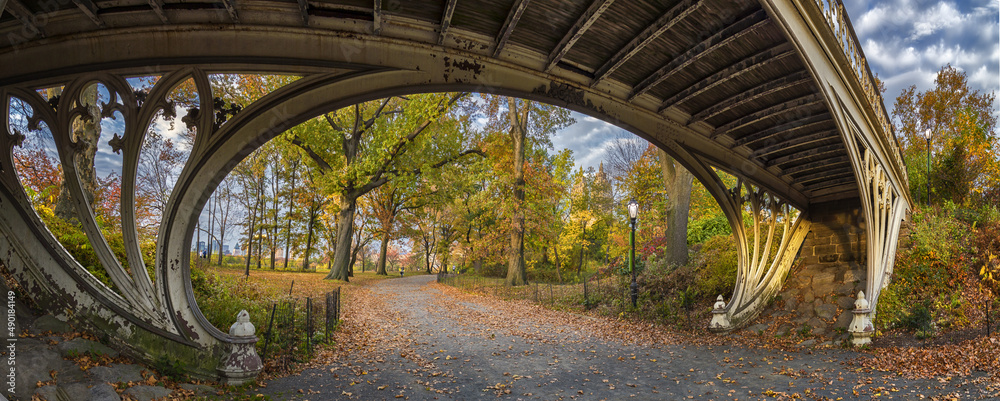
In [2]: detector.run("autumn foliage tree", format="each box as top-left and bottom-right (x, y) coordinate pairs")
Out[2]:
(892, 65), (998, 207)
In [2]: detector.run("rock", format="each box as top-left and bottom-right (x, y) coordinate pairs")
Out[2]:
(837, 295), (856, 309)
(803, 292), (815, 303)
(807, 318), (828, 335)
(34, 385), (59, 401)
(31, 315), (71, 334)
(775, 324), (792, 337)
(178, 383), (216, 395)
(818, 341), (834, 347)
(88, 383), (122, 401)
(14, 341), (61, 400)
(747, 323), (769, 334)
(58, 337), (119, 358)
(89, 363), (144, 383)
(818, 254), (839, 263)
(798, 339), (816, 347)
(53, 360), (89, 383)
(833, 311), (853, 329)
(843, 269), (863, 283)
(836, 283), (857, 295)
(813, 271), (837, 283)
(123, 385), (173, 401)
(784, 298), (798, 312)
(815, 304), (839, 320)
(57, 383), (95, 401)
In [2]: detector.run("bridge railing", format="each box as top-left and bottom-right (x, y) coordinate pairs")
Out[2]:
(809, 0), (907, 183)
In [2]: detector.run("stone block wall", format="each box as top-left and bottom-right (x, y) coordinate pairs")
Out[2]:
(799, 199), (866, 266)
(755, 199), (871, 343)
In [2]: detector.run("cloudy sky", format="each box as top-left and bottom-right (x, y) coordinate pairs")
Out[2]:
(553, 0), (1000, 172)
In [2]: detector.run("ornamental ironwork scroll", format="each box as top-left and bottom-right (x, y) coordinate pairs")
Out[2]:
(837, 108), (909, 329)
(713, 178), (811, 329)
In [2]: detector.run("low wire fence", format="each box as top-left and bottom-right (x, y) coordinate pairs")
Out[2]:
(259, 287), (341, 368)
(437, 273), (635, 314)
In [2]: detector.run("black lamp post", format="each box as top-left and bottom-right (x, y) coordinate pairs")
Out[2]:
(924, 129), (932, 207)
(627, 199), (639, 308)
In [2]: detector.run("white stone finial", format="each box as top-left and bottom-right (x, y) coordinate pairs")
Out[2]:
(848, 291), (873, 346)
(229, 310), (255, 337)
(713, 295), (726, 310)
(709, 295), (731, 332)
(853, 291), (869, 310)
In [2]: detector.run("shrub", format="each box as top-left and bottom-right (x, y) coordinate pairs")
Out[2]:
(190, 266), (273, 336)
(687, 213), (731, 246)
(35, 205), (119, 292)
(693, 235), (737, 300)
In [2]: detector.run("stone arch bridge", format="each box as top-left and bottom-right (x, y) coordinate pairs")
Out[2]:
(0, 0), (910, 382)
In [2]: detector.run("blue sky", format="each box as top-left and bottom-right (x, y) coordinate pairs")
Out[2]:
(554, 0), (1000, 172)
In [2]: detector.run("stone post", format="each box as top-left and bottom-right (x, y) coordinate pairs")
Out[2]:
(218, 310), (263, 385)
(708, 295), (731, 332)
(848, 291), (873, 346)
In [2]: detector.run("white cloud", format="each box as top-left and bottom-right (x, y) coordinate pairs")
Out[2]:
(848, 0), (999, 120)
(909, 2), (965, 39)
(969, 64), (998, 91)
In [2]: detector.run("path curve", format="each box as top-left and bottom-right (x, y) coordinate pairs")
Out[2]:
(258, 275), (994, 400)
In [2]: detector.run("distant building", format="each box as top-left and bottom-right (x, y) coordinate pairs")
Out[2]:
(196, 241), (206, 253)
(223, 245), (231, 255)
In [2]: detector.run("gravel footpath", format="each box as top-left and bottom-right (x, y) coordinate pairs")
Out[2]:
(257, 275), (997, 400)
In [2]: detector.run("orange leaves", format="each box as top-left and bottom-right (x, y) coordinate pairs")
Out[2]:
(856, 337), (1000, 380)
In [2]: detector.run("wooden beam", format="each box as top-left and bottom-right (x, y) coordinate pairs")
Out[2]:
(373, 0), (382, 35)
(297, 0), (309, 25)
(807, 184), (857, 199)
(148, 0), (168, 23)
(659, 42), (795, 112)
(72, 0), (104, 27)
(690, 70), (812, 123)
(220, 0), (239, 23)
(4, 0), (44, 38)
(752, 128), (838, 158)
(629, 9), (769, 101)
(438, 0), (459, 45)
(780, 156), (849, 176)
(805, 177), (857, 193)
(733, 112), (831, 147)
(493, 0), (532, 57)
(591, 0), (700, 85)
(765, 143), (844, 167)
(544, 0), (616, 72)
(796, 167), (853, 185)
(713, 93), (824, 137)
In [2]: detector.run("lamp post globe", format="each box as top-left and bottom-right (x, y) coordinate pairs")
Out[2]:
(627, 199), (639, 308)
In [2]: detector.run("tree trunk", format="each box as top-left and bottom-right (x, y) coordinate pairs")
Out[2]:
(505, 98), (528, 286)
(376, 232), (390, 275)
(577, 223), (586, 276)
(243, 205), (256, 274)
(325, 197), (357, 281)
(658, 149), (694, 267)
(440, 243), (451, 274)
(207, 195), (215, 263)
(283, 163), (297, 270)
(54, 85), (100, 223)
(301, 207), (315, 271)
(554, 245), (562, 283)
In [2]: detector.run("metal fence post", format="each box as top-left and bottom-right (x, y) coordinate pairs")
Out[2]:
(306, 297), (312, 358)
(261, 302), (277, 361)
